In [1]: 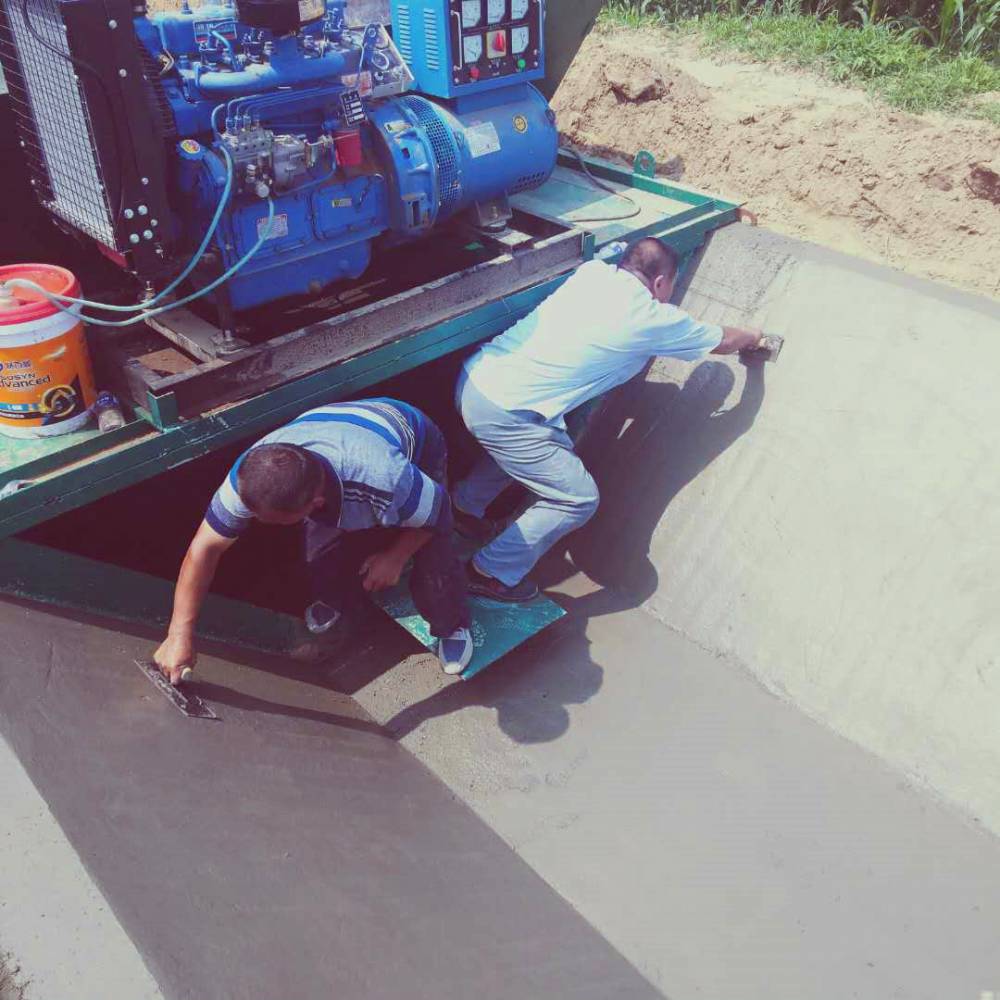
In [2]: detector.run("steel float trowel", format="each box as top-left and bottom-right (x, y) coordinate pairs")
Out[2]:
(134, 658), (218, 720)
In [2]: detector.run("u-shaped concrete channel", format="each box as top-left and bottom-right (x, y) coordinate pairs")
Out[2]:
(2, 225), (1000, 1000)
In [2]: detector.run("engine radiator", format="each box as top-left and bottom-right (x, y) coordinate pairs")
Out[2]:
(0, 0), (173, 273)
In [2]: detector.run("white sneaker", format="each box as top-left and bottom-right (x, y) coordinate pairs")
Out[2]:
(305, 601), (341, 636)
(438, 627), (474, 676)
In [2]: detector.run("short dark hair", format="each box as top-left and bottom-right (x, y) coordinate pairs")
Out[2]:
(237, 444), (323, 515)
(620, 238), (680, 284)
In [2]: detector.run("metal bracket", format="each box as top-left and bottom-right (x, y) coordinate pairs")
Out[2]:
(633, 150), (657, 179)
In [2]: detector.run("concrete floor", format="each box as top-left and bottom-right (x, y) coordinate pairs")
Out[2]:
(0, 599), (656, 1000)
(352, 574), (1000, 999)
(2, 227), (999, 999)
(0, 737), (162, 1000)
(344, 227), (1000, 997)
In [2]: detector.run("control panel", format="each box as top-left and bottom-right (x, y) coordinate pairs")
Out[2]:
(390, 0), (546, 99)
(451, 0), (542, 89)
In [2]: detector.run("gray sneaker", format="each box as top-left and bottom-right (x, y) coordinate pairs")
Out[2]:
(438, 627), (474, 676)
(305, 601), (341, 635)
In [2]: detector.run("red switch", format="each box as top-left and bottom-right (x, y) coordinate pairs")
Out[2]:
(493, 31), (506, 54)
(470, 66), (480, 79)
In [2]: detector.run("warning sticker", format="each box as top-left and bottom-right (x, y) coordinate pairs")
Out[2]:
(465, 122), (501, 159)
(259, 213), (288, 240)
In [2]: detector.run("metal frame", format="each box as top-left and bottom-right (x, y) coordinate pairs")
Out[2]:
(136, 222), (589, 422)
(0, 152), (740, 545)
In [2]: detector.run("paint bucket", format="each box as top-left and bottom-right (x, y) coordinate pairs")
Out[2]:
(0, 264), (96, 438)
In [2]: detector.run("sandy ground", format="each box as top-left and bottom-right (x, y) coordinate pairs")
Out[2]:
(555, 29), (1000, 298)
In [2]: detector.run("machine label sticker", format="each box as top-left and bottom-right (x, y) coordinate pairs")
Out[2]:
(331, 198), (353, 209)
(513, 114), (529, 133)
(465, 122), (502, 158)
(259, 213), (289, 240)
(193, 20), (237, 45)
(384, 120), (410, 135)
(299, 0), (326, 21)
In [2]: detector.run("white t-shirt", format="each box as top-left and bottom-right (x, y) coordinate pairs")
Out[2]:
(464, 259), (723, 421)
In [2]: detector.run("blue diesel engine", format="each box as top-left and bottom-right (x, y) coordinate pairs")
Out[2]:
(0, 0), (558, 312)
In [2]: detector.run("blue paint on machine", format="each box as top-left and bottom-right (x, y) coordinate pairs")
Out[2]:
(128, 0), (558, 310)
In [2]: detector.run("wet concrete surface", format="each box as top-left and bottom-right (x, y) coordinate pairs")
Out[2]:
(6, 220), (1000, 999)
(1, 733), (163, 1000)
(330, 226), (1000, 997)
(0, 598), (658, 1000)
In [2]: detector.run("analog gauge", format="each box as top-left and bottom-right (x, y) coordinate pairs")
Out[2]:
(487, 0), (506, 24)
(461, 1), (481, 28)
(511, 0), (530, 18)
(463, 34), (484, 63)
(511, 25), (529, 53)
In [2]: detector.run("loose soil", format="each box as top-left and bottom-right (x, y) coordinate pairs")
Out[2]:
(555, 29), (1000, 298)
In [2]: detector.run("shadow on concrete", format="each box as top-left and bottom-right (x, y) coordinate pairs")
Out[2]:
(375, 359), (766, 746)
(548, 358), (767, 603)
(192, 681), (387, 736)
(383, 616), (603, 745)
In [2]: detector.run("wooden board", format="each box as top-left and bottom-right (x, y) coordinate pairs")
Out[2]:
(141, 223), (586, 421)
(371, 571), (565, 681)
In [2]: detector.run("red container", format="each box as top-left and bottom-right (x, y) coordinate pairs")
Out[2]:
(334, 128), (363, 169)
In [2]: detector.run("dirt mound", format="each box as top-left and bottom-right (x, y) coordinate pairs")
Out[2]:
(555, 31), (1000, 299)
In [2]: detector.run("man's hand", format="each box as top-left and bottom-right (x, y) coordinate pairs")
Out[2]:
(154, 632), (196, 687)
(713, 326), (766, 355)
(359, 550), (407, 593)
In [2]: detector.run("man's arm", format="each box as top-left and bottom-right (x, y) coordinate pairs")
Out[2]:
(154, 520), (237, 685)
(360, 457), (453, 593)
(360, 528), (433, 592)
(712, 326), (765, 355)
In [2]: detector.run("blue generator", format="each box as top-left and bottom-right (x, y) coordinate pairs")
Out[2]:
(0, 0), (559, 312)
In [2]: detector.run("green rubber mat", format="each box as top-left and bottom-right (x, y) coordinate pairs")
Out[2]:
(372, 572), (565, 680)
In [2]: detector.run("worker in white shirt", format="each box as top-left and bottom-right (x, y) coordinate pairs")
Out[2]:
(453, 236), (766, 602)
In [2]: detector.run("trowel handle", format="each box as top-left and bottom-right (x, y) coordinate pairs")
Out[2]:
(743, 334), (784, 363)
(180, 667), (194, 683)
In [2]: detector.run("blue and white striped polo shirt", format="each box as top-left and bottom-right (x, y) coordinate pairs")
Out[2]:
(205, 398), (449, 540)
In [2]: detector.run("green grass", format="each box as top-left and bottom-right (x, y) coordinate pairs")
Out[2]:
(599, 5), (1000, 124)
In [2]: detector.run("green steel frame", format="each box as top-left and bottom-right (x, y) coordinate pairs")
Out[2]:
(0, 154), (740, 553)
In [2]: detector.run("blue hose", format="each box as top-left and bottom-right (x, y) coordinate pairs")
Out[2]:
(10, 107), (234, 315)
(211, 29), (236, 63)
(7, 198), (276, 328)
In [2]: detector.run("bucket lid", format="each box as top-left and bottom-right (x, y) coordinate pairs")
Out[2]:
(0, 264), (81, 327)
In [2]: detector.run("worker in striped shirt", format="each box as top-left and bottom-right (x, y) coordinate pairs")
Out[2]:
(154, 398), (472, 681)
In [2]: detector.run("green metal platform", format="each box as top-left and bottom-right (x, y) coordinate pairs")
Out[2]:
(0, 153), (739, 669)
(0, 153), (738, 542)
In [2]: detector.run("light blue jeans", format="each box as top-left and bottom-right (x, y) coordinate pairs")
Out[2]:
(454, 372), (600, 586)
